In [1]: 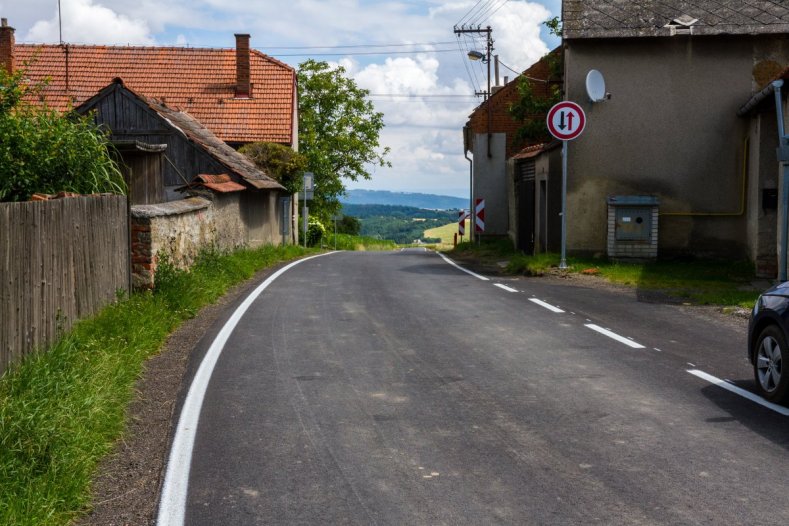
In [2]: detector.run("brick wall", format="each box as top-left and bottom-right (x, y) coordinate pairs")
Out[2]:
(607, 205), (659, 260)
(467, 51), (558, 159)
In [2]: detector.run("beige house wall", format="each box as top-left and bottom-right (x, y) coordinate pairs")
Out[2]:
(564, 35), (789, 258)
(472, 132), (509, 237)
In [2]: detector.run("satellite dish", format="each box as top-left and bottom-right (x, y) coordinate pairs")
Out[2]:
(586, 69), (607, 103)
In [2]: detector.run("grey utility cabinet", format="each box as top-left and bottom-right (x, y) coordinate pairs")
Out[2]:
(606, 195), (659, 260)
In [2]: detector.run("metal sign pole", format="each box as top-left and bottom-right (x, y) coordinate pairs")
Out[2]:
(546, 100), (585, 271)
(559, 140), (568, 269)
(303, 200), (308, 248)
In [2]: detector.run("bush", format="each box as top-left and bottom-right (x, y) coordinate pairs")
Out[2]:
(0, 68), (125, 202)
(336, 215), (361, 236)
(306, 218), (325, 247)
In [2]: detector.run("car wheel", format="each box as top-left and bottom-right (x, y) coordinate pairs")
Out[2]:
(754, 324), (789, 404)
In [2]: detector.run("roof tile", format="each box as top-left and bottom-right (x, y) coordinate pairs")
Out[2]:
(15, 44), (295, 145)
(564, 0), (789, 39)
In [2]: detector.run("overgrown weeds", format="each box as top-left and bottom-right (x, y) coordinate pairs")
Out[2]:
(0, 243), (308, 525)
(325, 233), (397, 251)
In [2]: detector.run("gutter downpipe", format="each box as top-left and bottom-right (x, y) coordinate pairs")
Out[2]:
(465, 149), (473, 242)
(773, 80), (789, 282)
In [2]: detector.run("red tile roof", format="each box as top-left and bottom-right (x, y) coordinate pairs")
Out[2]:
(15, 44), (295, 145)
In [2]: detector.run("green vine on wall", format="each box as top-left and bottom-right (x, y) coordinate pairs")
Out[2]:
(507, 16), (564, 146)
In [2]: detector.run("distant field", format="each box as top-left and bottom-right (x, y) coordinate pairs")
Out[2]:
(424, 219), (470, 248)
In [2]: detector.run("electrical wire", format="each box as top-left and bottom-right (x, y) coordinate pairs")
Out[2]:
(484, 0), (511, 22)
(470, 0), (504, 25)
(259, 41), (459, 50)
(268, 48), (459, 57)
(456, 0), (486, 26)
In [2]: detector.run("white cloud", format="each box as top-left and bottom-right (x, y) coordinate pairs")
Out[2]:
(24, 0), (155, 45)
(8, 0), (555, 197)
(490, 1), (551, 72)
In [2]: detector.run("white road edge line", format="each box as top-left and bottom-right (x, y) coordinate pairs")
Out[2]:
(529, 298), (565, 313)
(687, 369), (789, 416)
(436, 252), (490, 281)
(494, 283), (518, 293)
(584, 323), (645, 349)
(157, 252), (336, 526)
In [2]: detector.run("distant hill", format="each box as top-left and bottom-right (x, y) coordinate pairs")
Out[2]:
(341, 190), (467, 210)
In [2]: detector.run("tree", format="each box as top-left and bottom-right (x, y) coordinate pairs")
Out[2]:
(507, 17), (564, 146)
(297, 59), (390, 221)
(336, 215), (361, 236)
(239, 142), (307, 194)
(0, 68), (125, 202)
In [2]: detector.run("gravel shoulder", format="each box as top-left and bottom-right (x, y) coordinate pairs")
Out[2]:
(76, 264), (284, 526)
(75, 253), (749, 525)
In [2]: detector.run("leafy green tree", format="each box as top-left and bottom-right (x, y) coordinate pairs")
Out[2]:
(336, 215), (361, 236)
(508, 17), (563, 145)
(297, 59), (390, 221)
(0, 68), (125, 202)
(239, 142), (307, 194)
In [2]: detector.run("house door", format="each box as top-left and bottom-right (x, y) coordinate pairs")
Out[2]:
(517, 159), (536, 254)
(538, 180), (547, 253)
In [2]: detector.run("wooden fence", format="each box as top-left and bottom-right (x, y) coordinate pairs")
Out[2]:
(0, 196), (129, 375)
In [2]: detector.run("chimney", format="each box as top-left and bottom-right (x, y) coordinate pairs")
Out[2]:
(0, 18), (15, 75)
(235, 33), (251, 98)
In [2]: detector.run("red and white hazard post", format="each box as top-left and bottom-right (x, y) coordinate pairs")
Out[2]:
(475, 199), (485, 233)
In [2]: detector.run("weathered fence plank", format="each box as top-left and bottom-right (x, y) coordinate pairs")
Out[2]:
(0, 196), (129, 375)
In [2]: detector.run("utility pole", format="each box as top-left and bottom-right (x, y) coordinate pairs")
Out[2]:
(453, 25), (493, 159)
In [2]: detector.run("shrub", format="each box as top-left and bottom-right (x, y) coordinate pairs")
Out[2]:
(306, 218), (325, 247)
(0, 68), (125, 202)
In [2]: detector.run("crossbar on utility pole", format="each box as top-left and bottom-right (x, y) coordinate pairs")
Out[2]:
(454, 25), (493, 159)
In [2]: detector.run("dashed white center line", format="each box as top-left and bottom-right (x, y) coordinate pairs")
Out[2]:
(494, 283), (518, 293)
(687, 369), (789, 416)
(529, 298), (565, 313)
(584, 324), (645, 349)
(436, 253), (490, 281)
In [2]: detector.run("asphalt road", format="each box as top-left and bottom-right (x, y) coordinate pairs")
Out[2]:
(165, 249), (789, 525)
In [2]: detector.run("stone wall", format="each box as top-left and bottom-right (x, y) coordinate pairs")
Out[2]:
(131, 192), (281, 289)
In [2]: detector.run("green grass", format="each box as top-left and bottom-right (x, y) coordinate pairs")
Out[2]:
(0, 243), (310, 525)
(423, 220), (469, 249)
(324, 233), (398, 251)
(449, 241), (762, 308)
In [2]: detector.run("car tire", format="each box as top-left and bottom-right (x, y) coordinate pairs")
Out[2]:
(753, 324), (789, 404)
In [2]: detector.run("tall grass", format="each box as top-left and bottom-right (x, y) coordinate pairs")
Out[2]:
(325, 233), (397, 251)
(0, 244), (308, 525)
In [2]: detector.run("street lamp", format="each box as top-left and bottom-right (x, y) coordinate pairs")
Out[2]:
(467, 50), (486, 62)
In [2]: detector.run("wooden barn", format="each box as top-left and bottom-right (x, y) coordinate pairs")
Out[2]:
(76, 79), (289, 248)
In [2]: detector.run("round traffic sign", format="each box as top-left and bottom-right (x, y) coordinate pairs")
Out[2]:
(547, 101), (586, 141)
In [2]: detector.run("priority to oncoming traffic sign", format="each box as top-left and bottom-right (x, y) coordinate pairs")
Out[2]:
(547, 101), (586, 141)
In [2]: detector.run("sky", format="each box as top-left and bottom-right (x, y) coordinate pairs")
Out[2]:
(3, 0), (561, 198)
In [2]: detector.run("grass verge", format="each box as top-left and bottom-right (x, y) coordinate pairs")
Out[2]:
(450, 241), (762, 308)
(423, 220), (469, 249)
(0, 243), (309, 526)
(324, 233), (398, 251)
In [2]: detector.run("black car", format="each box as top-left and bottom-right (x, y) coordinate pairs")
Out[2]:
(749, 282), (789, 404)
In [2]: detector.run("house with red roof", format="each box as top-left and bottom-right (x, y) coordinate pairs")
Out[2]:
(1, 18), (300, 285)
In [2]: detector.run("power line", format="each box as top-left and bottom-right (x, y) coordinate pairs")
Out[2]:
(369, 93), (477, 97)
(259, 41), (458, 50)
(267, 48), (458, 57)
(457, 0), (487, 26)
(471, 0), (508, 25)
(484, 0), (511, 22)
